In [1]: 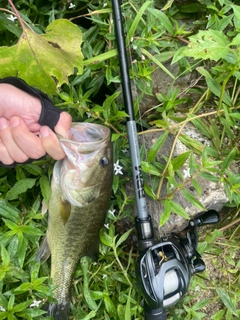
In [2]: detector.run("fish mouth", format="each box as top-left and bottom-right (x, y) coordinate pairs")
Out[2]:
(58, 123), (110, 153)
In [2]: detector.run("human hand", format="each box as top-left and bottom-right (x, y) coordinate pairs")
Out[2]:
(0, 83), (72, 165)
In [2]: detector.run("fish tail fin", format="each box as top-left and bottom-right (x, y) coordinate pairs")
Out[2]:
(43, 301), (70, 320)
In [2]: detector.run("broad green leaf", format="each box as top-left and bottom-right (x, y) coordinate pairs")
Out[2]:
(0, 202), (20, 223)
(200, 172), (220, 182)
(0, 19), (83, 95)
(99, 230), (113, 247)
(171, 200), (190, 219)
(216, 287), (238, 316)
(183, 29), (230, 61)
(115, 229), (132, 248)
(160, 200), (172, 226)
(148, 8), (175, 34)
(6, 178), (36, 200)
(22, 164), (42, 176)
(191, 178), (202, 196)
(182, 188), (205, 210)
(211, 310), (225, 320)
(8, 294), (15, 310)
(17, 233), (28, 268)
(148, 131), (168, 163)
(1, 245), (10, 266)
(104, 294), (117, 315)
(221, 147), (236, 172)
(171, 151), (191, 171)
(141, 161), (161, 176)
(39, 175), (51, 205)
(12, 300), (33, 312)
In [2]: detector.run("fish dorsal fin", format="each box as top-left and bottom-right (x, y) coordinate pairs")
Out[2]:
(36, 236), (51, 263)
(60, 198), (71, 225)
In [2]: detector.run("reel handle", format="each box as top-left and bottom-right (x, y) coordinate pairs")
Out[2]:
(193, 210), (220, 227)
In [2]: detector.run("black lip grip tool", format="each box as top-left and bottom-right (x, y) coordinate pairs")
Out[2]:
(111, 1), (220, 319)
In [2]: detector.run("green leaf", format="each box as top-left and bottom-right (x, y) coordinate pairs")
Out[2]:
(182, 188), (205, 210)
(171, 200), (190, 219)
(141, 48), (175, 80)
(115, 229), (132, 248)
(148, 131), (168, 163)
(171, 151), (191, 171)
(1, 244), (10, 266)
(221, 147), (236, 172)
(8, 294), (15, 310)
(141, 161), (161, 176)
(99, 230), (113, 247)
(104, 294), (117, 315)
(6, 178), (36, 200)
(125, 288), (131, 320)
(183, 29), (230, 61)
(0, 202), (20, 223)
(39, 175), (51, 205)
(12, 300), (33, 312)
(216, 287), (238, 316)
(22, 164), (42, 176)
(148, 8), (175, 34)
(17, 233), (28, 268)
(160, 200), (172, 226)
(0, 19), (83, 95)
(126, 1), (152, 45)
(211, 310), (225, 320)
(191, 178), (202, 196)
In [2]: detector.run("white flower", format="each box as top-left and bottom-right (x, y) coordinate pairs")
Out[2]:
(69, 3), (76, 9)
(102, 274), (107, 279)
(86, 112), (91, 118)
(133, 45), (137, 51)
(121, 148), (128, 154)
(0, 306), (6, 311)
(104, 223), (109, 229)
(140, 54), (145, 60)
(103, 2), (107, 7)
(7, 15), (17, 21)
(108, 209), (116, 217)
(114, 160), (123, 175)
(30, 300), (42, 308)
(183, 168), (191, 179)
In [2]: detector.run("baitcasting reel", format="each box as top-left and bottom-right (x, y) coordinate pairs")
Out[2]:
(135, 210), (220, 318)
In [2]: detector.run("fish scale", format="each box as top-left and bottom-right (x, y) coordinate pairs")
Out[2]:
(37, 123), (113, 320)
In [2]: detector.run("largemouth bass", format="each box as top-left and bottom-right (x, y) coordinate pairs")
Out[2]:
(37, 122), (113, 320)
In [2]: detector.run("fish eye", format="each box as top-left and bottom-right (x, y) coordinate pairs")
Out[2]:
(100, 157), (109, 167)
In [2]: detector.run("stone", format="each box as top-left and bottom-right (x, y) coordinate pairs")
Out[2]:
(125, 119), (230, 240)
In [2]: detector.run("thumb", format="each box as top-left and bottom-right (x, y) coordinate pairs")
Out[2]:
(54, 112), (72, 138)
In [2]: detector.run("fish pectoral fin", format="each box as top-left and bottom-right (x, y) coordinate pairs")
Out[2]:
(36, 236), (51, 263)
(60, 198), (71, 225)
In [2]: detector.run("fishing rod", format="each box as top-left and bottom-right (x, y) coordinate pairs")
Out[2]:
(111, 1), (220, 319)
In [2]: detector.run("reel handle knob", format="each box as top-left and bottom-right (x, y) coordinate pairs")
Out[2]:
(194, 210), (220, 227)
(193, 258), (205, 274)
